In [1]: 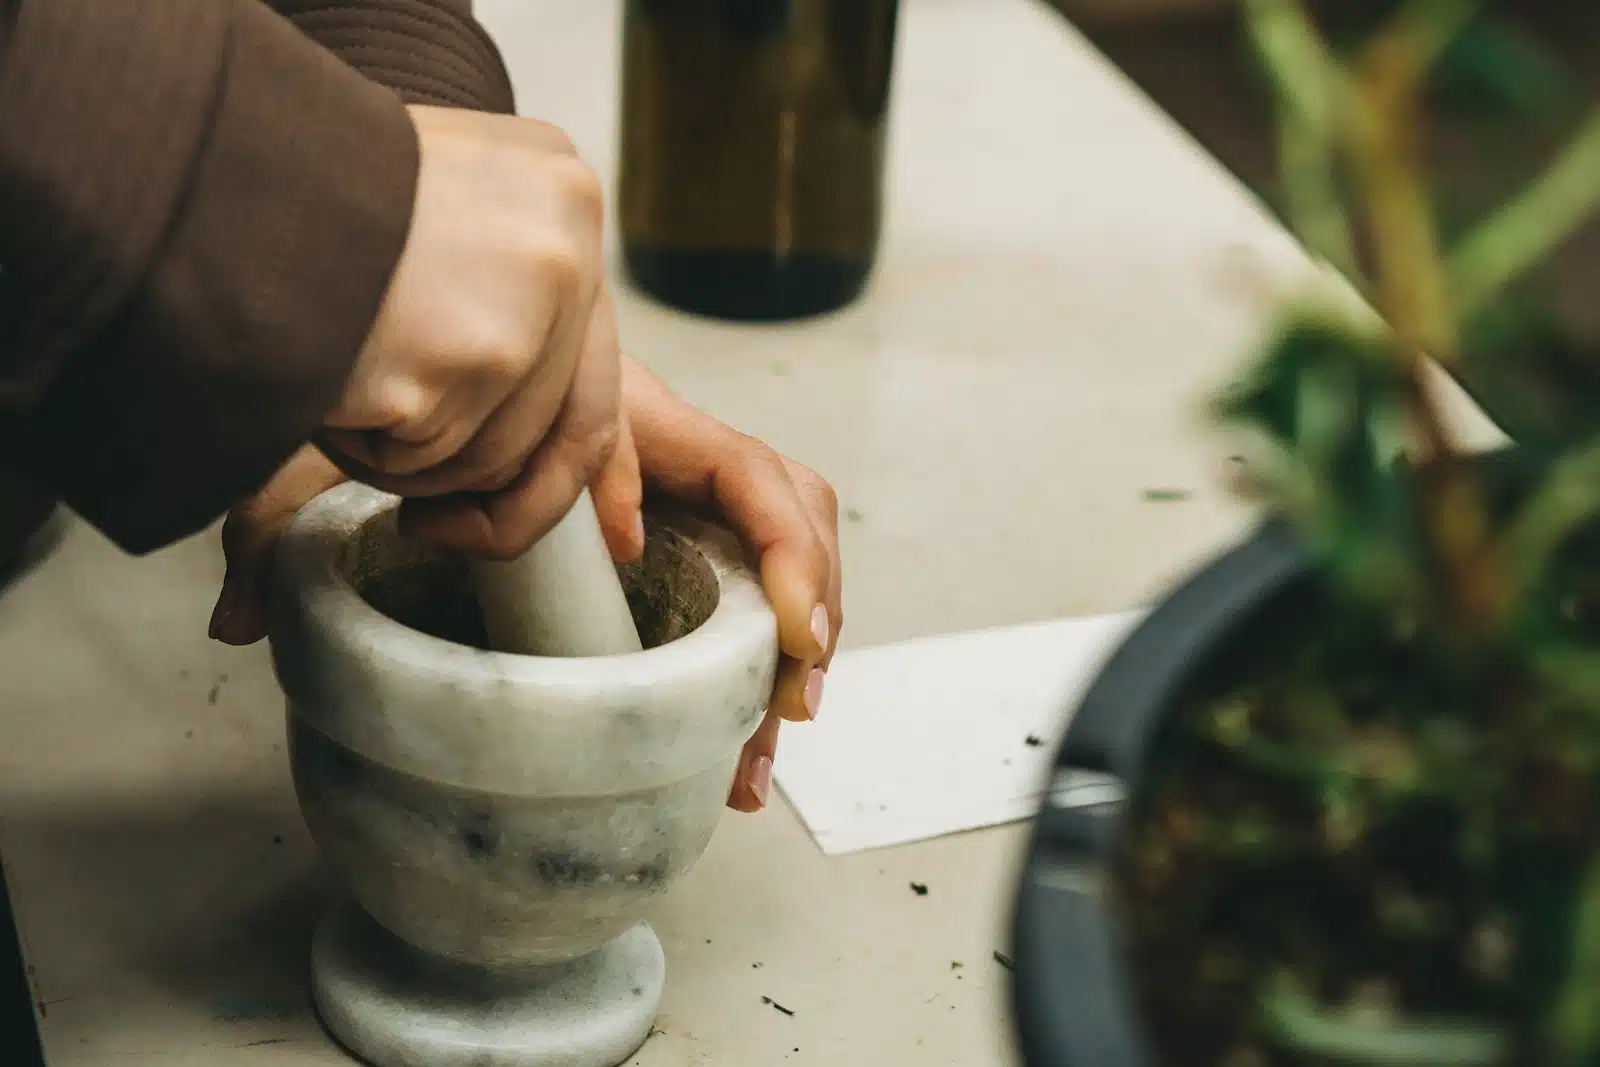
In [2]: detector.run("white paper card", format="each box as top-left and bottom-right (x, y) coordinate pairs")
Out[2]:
(773, 610), (1147, 855)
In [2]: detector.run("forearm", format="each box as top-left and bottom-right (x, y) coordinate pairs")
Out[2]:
(0, 0), (419, 553)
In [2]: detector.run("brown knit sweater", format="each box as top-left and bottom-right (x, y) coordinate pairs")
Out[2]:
(0, 0), (515, 556)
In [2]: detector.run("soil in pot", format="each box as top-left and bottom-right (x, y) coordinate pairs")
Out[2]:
(342, 509), (721, 652)
(1112, 510), (1600, 1066)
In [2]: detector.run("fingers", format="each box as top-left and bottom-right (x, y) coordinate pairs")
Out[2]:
(320, 280), (587, 499)
(625, 367), (831, 653)
(728, 466), (839, 812)
(766, 458), (842, 727)
(211, 446), (348, 646)
(319, 367), (498, 480)
(399, 294), (623, 559)
(784, 456), (844, 671)
(589, 410), (645, 563)
(320, 109), (607, 500)
(727, 710), (781, 813)
(622, 359), (840, 728)
(356, 280), (582, 494)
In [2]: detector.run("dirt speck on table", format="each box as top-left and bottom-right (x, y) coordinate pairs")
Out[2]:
(761, 996), (795, 1017)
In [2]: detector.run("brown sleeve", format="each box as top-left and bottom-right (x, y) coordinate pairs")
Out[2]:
(0, 0), (419, 554)
(272, 0), (517, 114)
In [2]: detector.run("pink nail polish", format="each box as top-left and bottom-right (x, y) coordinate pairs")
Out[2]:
(804, 668), (825, 720)
(748, 756), (773, 807)
(810, 604), (830, 655)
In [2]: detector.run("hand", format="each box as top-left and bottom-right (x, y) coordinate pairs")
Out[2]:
(211, 358), (843, 814)
(324, 105), (624, 559)
(603, 361), (842, 812)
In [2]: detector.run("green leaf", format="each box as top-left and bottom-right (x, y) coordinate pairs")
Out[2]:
(1504, 435), (1600, 600)
(1258, 972), (1508, 1065)
(1243, 0), (1356, 273)
(1495, 435), (1600, 724)
(1216, 311), (1432, 617)
(1456, 302), (1600, 452)
(1431, 17), (1586, 124)
(1450, 109), (1600, 322)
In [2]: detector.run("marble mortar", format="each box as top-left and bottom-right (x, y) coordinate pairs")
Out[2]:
(267, 484), (779, 1067)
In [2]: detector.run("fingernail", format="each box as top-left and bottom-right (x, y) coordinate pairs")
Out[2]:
(748, 756), (773, 808)
(804, 668), (825, 720)
(208, 581), (238, 641)
(809, 604), (830, 656)
(632, 512), (646, 550)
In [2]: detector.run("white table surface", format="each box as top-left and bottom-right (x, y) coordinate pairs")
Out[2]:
(0, 1), (1501, 1064)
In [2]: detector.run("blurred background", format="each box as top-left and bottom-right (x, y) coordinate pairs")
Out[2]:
(1048, 0), (1598, 352)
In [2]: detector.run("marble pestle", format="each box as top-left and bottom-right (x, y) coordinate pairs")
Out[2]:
(468, 490), (644, 657)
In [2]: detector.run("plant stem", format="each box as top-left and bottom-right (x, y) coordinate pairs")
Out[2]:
(1341, 12), (1508, 631)
(1244, 0), (1357, 276)
(1449, 109), (1600, 322)
(1358, 0), (1485, 108)
(1347, 44), (1455, 359)
(1400, 367), (1506, 629)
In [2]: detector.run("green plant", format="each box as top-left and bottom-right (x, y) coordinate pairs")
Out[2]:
(1114, 2), (1600, 1064)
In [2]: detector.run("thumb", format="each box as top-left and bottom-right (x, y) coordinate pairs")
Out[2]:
(211, 446), (347, 646)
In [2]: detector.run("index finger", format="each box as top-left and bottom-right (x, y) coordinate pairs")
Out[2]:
(783, 456), (843, 669)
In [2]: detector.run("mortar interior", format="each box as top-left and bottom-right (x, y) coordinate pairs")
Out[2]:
(341, 509), (720, 652)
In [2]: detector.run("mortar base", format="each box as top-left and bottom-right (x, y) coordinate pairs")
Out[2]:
(310, 902), (665, 1067)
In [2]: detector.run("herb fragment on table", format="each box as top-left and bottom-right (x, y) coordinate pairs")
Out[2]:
(910, 881), (929, 896)
(1142, 488), (1193, 502)
(761, 996), (796, 1017)
(994, 950), (1016, 972)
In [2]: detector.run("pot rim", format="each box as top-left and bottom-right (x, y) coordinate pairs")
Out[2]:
(275, 483), (773, 679)
(1010, 519), (1310, 1067)
(268, 483), (779, 795)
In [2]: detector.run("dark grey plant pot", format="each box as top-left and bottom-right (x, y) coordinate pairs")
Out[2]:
(1008, 450), (1542, 1067)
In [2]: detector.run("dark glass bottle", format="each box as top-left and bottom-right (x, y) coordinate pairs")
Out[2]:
(618, 0), (900, 322)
